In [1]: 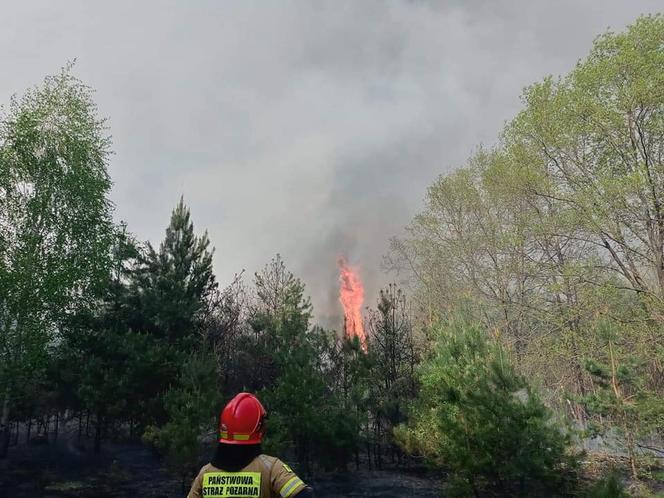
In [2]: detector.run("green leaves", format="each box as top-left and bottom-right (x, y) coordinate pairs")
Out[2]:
(399, 319), (579, 496)
(389, 18), (664, 482)
(1, 66), (115, 456)
(509, 14), (664, 300)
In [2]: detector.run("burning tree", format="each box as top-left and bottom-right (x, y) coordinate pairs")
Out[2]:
(338, 258), (367, 352)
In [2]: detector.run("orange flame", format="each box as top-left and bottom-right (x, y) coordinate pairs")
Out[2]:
(338, 257), (367, 352)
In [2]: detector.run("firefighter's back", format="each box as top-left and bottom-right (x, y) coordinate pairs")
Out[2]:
(190, 453), (306, 498)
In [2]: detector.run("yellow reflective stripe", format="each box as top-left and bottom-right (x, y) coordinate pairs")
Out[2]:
(279, 476), (304, 498)
(232, 434), (250, 441)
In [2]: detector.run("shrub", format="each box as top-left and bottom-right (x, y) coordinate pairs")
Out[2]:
(396, 319), (579, 496)
(584, 472), (628, 498)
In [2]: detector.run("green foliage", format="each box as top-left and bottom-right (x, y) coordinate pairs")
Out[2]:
(365, 284), (418, 467)
(52, 198), (218, 451)
(143, 353), (221, 479)
(3, 16), (664, 493)
(507, 14), (664, 303)
(124, 198), (218, 429)
(389, 15), (664, 479)
(130, 197), (216, 347)
(397, 319), (579, 496)
(261, 341), (357, 472)
(245, 256), (361, 471)
(367, 285), (417, 428)
(59, 323), (181, 438)
(334, 335), (372, 461)
(0, 65), (114, 456)
(581, 321), (664, 478)
(584, 472), (629, 498)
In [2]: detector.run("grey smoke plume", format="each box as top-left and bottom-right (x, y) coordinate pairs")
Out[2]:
(1, 1), (661, 329)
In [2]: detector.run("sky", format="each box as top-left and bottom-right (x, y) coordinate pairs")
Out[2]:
(1, 1), (661, 328)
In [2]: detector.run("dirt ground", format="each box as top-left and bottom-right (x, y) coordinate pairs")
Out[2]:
(309, 469), (441, 498)
(0, 435), (442, 498)
(4, 430), (660, 497)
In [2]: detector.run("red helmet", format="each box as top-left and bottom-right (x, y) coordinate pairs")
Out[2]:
(219, 392), (266, 445)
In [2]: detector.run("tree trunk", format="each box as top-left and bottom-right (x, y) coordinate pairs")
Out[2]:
(366, 420), (372, 470)
(376, 443), (382, 470)
(94, 421), (102, 454)
(626, 427), (638, 480)
(375, 420), (382, 470)
(0, 389), (11, 459)
(12, 421), (19, 446)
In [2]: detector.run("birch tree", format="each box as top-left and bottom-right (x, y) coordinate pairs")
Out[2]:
(0, 67), (114, 458)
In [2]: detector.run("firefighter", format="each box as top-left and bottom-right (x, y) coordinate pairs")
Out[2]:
(187, 392), (314, 498)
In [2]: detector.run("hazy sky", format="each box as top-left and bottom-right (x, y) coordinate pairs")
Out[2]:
(2, 1), (661, 327)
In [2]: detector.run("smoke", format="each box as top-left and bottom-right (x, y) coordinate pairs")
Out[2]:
(1, 1), (660, 332)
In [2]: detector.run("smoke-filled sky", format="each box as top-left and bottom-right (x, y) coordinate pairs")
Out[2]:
(2, 1), (661, 328)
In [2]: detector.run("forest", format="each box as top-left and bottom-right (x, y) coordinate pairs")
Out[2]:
(1, 14), (664, 498)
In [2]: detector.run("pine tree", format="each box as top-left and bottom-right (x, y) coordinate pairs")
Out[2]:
(55, 228), (177, 448)
(397, 318), (579, 497)
(366, 284), (417, 467)
(131, 197), (216, 347)
(581, 320), (664, 479)
(249, 256), (358, 472)
(137, 202), (221, 468)
(326, 334), (371, 470)
(143, 352), (221, 489)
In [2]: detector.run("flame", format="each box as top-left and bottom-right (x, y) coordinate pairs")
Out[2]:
(338, 257), (367, 352)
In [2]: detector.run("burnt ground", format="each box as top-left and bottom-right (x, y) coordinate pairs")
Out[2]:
(3, 428), (661, 497)
(310, 469), (442, 498)
(0, 433), (442, 498)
